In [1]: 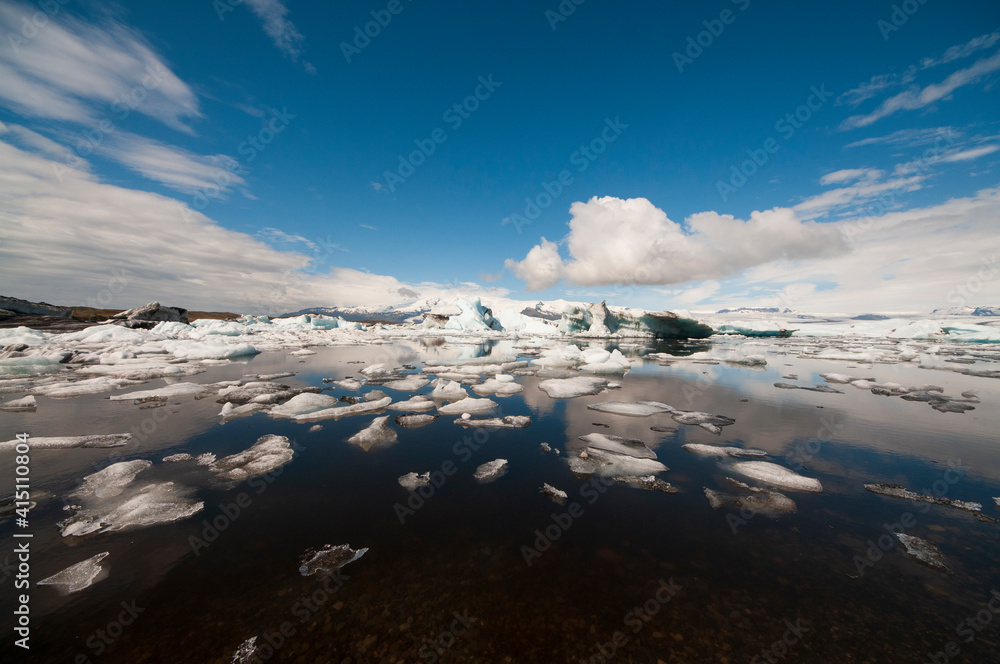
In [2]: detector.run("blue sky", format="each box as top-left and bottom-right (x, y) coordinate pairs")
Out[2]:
(1, 0), (999, 314)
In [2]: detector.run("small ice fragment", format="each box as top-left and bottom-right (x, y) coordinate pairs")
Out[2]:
(288, 348), (316, 356)
(291, 396), (393, 421)
(537, 376), (609, 399)
(230, 636), (258, 664)
(540, 483), (568, 505)
(210, 435), (294, 481)
(539, 442), (553, 453)
(382, 375), (430, 392)
(386, 395), (436, 412)
(461, 413), (471, 420)
(347, 416), (397, 451)
(163, 453), (192, 463)
(309, 425), (323, 432)
(613, 476), (677, 493)
(895, 533), (948, 571)
(438, 398), (497, 415)
(332, 378), (363, 391)
(298, 544), (368, 577)
(37, 552), (109, 593)
(650, 426), (679, 434)
(269, 393), (340, 418)
(456, 415), (531, 429)
(579, 433), (656, 459)
(772, 383), (843, 394)
(864, 484), (984, 515)
(731, 461), (822, 493)
(671, 411), (736, 429)
(196, 453), (216, 466)
(586, 401), (674, 417)
(430, 379), (468, 401)
(0, 434), (131, 451)
(395, 413), (438, 428)
(73, 460), (152, 499)
(59, 482), (203, 537)
(473, 459), (509, 483)
(398, 472), (431, 490)
(364, 390), (389, 402)
(682, 444), (767, 459)
(0, 395), (36, 411)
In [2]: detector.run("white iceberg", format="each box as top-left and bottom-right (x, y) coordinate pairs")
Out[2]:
(298, 544), (368, 576)
(537, 376), (609, 398)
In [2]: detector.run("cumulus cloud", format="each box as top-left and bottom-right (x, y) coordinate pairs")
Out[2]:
(0, 2), (200, 132)
(0, 137), (493, 313)
(505, 197), (848, 292)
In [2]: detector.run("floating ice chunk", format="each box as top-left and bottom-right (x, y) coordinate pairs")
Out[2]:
(579, 433), (656, 459)
(650, 426), (679, 434)
(394, 413), (438, 428)
(386, 395), (436, 412)
(569, 447), (668, 477)
(292, 396), (393, 421)
(539, 442), (555, 454)
(309, 425), (322, 432)
(683, 444), (767, 458)
(347, 416), (397, 451)
(895, 533), (948, 571)
(582, 349), (632, 373)
(230, 636), (259, 664)
(34, 376), (143, 399)
(456, 415), (530, 429)
(216, 381), (295, 405)
(298, 544), (368, 577)
(772, 383), (844, 394)
(0, 395), (36, 411)
(430, 378), (468, 400)
(109, 382), (212, 402)
(864, 484), (993, 521)
(474, 459), (509, 483)
(995, 497), (1000, 509)
(363, 390), (389, 401)
(538, 376), (610, 398)
(0, 433), (132, 451)
(438, 398), (498, 415)
(540, 483), (568, 505)
(288, 348), (316, 356)
(196, 453), (216, 465)
(731, 461), (822, 493)
(613, 476), (677, 493)
(211, 435), (294, 481)
(269, 393), (341, 418)
(398, 472), (431, 490)
(37, 552), (109, 593)
(360, 363), (393, 378)
(332, 378), (363, 391)
(219, 402), (267, 420)
(163, 453), (192, 463)
(471, 377), (524, 396)
(159, 340), (260, 361)
(443, 298), (502, 332)
(72, 460), (152, 499)
(671, 411), (735, 434)
(704, 482), (796, 515)
(586, 401), (673, 417)
(60, 482), (203, 537)
(381, 374), (430, 391)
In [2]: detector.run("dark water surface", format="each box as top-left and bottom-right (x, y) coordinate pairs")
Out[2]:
(2, 339), (999, 663)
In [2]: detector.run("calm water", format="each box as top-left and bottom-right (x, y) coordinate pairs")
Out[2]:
(2, 338), (1000, 663)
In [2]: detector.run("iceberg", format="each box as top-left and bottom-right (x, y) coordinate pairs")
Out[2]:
(537, 376), (610, 398)
(386, 395), (436, 412)
(557, 301), (713, 338)
(471, 375), (524, 396)
(269, 393), (341, 418)
(682, 444), (767, 458)
(72, 460), (152, 499)
(381, 374), (430, 391)
(0, 433), (131, 451)
(37, 552), (110, 593)
(210, 435), (295, 481)
(394, 413), (438, 427)
(59, 482), (203, 537)
(569, 447), (668, 478)
(731, 461), (822, 493)
(612, 476), (677, 493)
(291, 396), (393, 421)
(430, 378), (469, 401)
(298, 544), (368, 576)
(443, 298), (503, 332)
(578, 433), (656, 459)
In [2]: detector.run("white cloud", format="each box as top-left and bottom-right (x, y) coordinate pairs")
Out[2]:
(819, 168), (882, 186)
(0, 2), (200, 132)
(505, 197), (848, 292)
(842, 50), (1000, 129)
(0, 122), (82, 166)
(794, 174), (924, 219)
(845, 127), (960, 149)
(0, 137), (485, 314)
(937, 145), (1000, 163)
(256, 228), (320, 252)
(242, 0), (313, 72)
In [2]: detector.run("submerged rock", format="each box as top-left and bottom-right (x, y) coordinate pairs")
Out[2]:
(895, 533), (948, 571)
(37, 552), (109, 593)
(298, 544), (368, 577)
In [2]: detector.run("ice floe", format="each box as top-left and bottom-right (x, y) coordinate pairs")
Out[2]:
(347, 416), (397, 451)
(864, 483), (995, 522)
(73, 460), (152, 499)
(0, 395), (36, 410)
(398, 472), (431, 490)
(298, 544), (368, 577)
(569, 446), (668, 478)
(670, 411), (736, 435)
(437, 398), (498, 415)
(0, 433), (132, 451)
(731, 461), (822, 493)
(269, 393), (341, 418)
(613, 476), (677, 493)
(210, 435), (295, 481)
(471, 375), (524, 396)
(473, 459), (509, 483)
(537, 376), (610, 398)
(773, 382), (843, 394)
(394, 413), (438, 427)
(682, 444), (767, 458)
(381, 374), (430, 391)
(455, 415), (530, 429)
(108, 382), (214, 402)
(579, 433), (656, 459)
(586, 401), (674, 417)
(704, 479), (797, 515)
(291, 396), (393, 421)
(430, 378), (469, 400)
(386, 395), (436, 412)
(332, 378), (363, 391)
(37, 552), (110, 593)
(540, 483), (568, 505)
(895, 533), (948, 571)
(60, 482), (204, 537)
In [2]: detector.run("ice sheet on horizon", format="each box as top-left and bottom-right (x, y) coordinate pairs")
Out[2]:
(298, 544), (368, 577)
(37, 552), (110, 593)
(731, 461), (822, 493)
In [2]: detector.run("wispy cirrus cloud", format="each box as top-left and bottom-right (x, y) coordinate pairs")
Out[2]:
(242, 0), (315, 73)
(0, 2), (201, 133)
